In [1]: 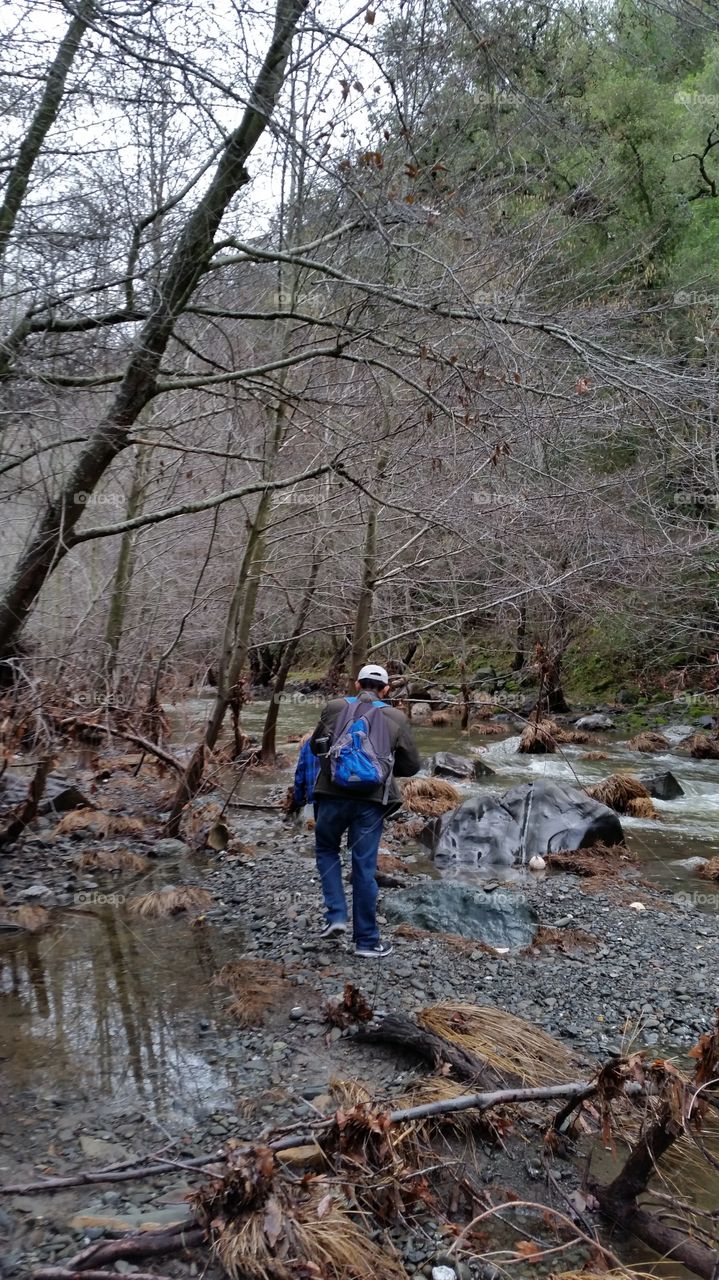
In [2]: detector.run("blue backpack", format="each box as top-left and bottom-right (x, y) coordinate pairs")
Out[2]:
(328, 697), (395, 800)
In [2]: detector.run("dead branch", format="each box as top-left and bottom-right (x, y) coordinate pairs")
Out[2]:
(0, 754), (53, 845)
(2, 1078), (595, 1196)
(33, 1271), (178, 1280)
(63, 1221), (205, 1271)
(59, 719), (182, 772)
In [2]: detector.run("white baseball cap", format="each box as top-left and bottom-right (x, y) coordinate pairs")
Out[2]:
(357, 663), (389, 685)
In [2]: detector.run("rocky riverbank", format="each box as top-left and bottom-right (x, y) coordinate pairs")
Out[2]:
(2, 716), (719, 1280)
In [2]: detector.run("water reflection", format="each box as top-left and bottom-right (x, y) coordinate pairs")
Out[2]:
(0, 908), (244, 1120)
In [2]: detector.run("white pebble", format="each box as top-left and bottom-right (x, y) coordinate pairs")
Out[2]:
(528, 855), (546, 871)
(432, 1267), (457, 1280)
(629, 901), (647, 911)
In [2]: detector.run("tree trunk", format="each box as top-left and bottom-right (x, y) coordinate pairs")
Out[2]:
(511, 605), (527, 671)
(0, 0), (92, 282)
(260, 554), (319, 763)
(164, 499), (269, 835)
(100, 447), (148, 691)
(349, 451), (388, 686)
(0, 0), (307, 657)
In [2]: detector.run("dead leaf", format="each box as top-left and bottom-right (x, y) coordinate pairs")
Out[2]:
(207, 821), (229, 851)
(365, 7), (376, 21)
(514, 1240), (542, 1260)
(263, 1194), (283, 1247)
(316, 1192), (333, 1219)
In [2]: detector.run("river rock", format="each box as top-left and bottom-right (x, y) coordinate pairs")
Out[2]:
(638, 770), (684, 800)
(433, 779), (623, 866)
(383, 881), (537, 949)
(674, 857), (709, 874)
(697, 714), (717, 730)
(661, 724), (695, 745)
(151, 838), (190, 858)
(426, 752), (494, 781)
(0, 770), (90, 816)
(411, 702), (432, 723)
(575, 713), (615, 730)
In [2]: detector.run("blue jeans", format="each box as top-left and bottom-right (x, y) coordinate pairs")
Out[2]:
(314, 795), (385, 948)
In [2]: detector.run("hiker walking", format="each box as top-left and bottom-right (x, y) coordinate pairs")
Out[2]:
(309, 663), (421, 958)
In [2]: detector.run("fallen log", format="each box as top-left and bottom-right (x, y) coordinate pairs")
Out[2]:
(63, 1220), (205, 1271)
(3, 1078), (595, 1195)
(354, 1010), (523, 1089)
(602, 1203), (718, 1280)
(59, 719), (183, 774)
(33, 1271), (178, 1280)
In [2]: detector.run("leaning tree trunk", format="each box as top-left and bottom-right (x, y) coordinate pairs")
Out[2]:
(260, 553), (319, 763)
(0, 0), (92, 289)
(0, 0), (307, 657)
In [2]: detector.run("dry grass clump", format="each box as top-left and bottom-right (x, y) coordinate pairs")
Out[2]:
(698, 856), (719, 882)
(391, 817), (427, 844)
(0, 904), (50, 932)
(471, 721), (506, 735)
(581, 750), (609, 761)
(546, 842), (633, 877)
(127, 885), (214, 918)
(400, 776), (460, 817)
(624, 796), (662, 820)
(377, 851), (409, 875)
(54, 810), (145, 838)
(588, 773), (649, 813)
(559, 729), (590, 744)
(417, 1002), (576, 1086)
(213, 958), (286, 1028)
(193, 1149), (407, 1280)
(517, 720), (559, 753)
(430, 710), (452, 726)
(684, 733), (719, 759)
(77, 848), (149, 873)
(628, 731), (670, 752)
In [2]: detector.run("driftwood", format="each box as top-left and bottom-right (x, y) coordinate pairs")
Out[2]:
(595, 1102), (718, 1279)
(59, 718), (183, 773)
(355, 1011), (523, 1089)
(3, 1078), (596, 1197)
(33, 1271), (178, 1279)
(62, 1220), (205, 1272)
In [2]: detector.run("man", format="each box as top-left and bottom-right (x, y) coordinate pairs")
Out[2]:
(309, 663), (421, 958)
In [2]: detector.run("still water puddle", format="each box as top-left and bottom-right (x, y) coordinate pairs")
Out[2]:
(0, 908), (249, 1124)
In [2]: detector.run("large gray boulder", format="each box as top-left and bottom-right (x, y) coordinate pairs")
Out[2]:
(575, 713), (615, 731)
(426, 751), (494, 780)
(638, 770), (684, 800)
(433, 779), (624, 867)
(384, 881), (537, 949)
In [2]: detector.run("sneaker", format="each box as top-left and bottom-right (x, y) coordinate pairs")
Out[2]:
(355, 941), (393, 958)
(320, 921), (347, 939)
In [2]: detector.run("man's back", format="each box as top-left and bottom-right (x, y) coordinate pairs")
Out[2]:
(310, 690), (421, 806)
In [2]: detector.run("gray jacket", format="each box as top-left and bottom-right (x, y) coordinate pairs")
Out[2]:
(310, 691), (421, 809)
